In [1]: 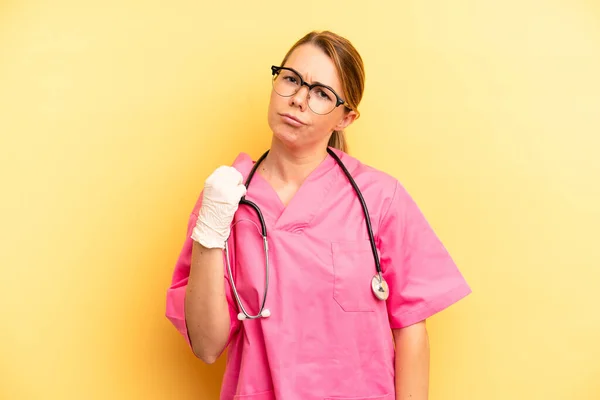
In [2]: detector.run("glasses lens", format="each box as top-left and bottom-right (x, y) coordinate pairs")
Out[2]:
(272, 69), (301, 97)
(308, 86), (338, 115)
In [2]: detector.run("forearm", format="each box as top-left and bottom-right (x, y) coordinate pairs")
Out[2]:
(185, 241), (231, 363)
(393, 321), (430, 400)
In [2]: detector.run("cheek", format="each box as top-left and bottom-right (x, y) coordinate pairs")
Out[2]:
(267, 93), (278, 123)
(270, 89), (290, 107)
(314, 114), (340, 133)
(267, 91), (277, 113)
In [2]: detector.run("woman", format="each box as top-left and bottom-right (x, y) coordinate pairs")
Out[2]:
(166, 31), (471, 400)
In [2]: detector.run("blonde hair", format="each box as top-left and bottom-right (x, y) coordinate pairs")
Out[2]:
(279, 31), (365, 153)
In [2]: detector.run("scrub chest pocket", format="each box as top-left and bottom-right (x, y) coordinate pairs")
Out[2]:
(332, 240), (379, 312)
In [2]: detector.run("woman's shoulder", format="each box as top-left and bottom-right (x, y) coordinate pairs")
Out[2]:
(230, 151), (256, 178)
(330, 148), (415, 221)
(333, 148), (400, 192)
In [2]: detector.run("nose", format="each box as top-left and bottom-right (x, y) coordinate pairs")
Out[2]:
(289, 83), (310, 111)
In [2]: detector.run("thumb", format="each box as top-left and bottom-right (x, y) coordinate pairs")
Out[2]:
(234, 183), (247, 200)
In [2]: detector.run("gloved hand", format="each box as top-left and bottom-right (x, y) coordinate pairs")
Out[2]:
(191, 166), (247, 249)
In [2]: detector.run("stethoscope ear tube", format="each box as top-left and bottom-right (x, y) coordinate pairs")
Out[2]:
(225, 150), (272, 321)
(224, 232), (270, 320)
(239, 198), (267, 237)
(239, 150), (270, 237)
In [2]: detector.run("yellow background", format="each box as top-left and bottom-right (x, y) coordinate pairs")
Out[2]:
(1, 0), (599, 399)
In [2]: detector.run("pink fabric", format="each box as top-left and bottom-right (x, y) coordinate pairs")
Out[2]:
(166, 148), (471, 399)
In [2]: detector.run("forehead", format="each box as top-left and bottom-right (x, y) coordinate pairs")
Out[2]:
(283, 44), (341, 91)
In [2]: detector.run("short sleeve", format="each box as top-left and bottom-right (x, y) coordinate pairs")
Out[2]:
(379, 181), (471, 329)
(165, 195), (241, 354)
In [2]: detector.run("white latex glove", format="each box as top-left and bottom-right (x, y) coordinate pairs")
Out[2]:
(191, 166), (247, 249)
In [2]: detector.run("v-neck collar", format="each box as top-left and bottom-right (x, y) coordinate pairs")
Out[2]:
(246, 148), (340, 233)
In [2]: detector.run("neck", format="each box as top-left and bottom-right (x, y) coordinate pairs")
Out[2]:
(261, 137), (329, 185)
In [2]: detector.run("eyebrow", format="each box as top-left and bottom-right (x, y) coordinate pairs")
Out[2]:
(292, 67), (332, 88)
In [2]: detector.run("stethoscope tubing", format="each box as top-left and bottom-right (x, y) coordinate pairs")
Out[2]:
(225, 148), (383, 320)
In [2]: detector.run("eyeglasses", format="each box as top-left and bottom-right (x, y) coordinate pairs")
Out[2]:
(271, 65), (349, 115)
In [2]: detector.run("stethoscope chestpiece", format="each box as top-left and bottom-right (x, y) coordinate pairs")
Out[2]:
(371, 273), (390, 301)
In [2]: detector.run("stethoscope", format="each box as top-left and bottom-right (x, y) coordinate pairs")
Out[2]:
(224, 147), (390, 321)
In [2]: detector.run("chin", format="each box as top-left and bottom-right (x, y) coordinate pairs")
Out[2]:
(273, 128), (302, 148)
(268, 119), (302, 148)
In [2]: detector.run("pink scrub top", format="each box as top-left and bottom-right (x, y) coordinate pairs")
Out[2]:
(166, 148), (471, 400)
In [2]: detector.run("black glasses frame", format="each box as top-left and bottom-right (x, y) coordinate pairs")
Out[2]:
(271, 65), (348, 113)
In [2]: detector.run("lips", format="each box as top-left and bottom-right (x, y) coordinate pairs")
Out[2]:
(280, 113), (305, 126)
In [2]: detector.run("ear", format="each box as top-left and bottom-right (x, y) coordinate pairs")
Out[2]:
(334, 109), (359, 131)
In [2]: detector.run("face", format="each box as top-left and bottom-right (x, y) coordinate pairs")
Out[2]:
(267, 44), (358, 151)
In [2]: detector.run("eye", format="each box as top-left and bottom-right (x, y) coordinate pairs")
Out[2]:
(315, 88), (333, 102)
(279, 70), (300, 85)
